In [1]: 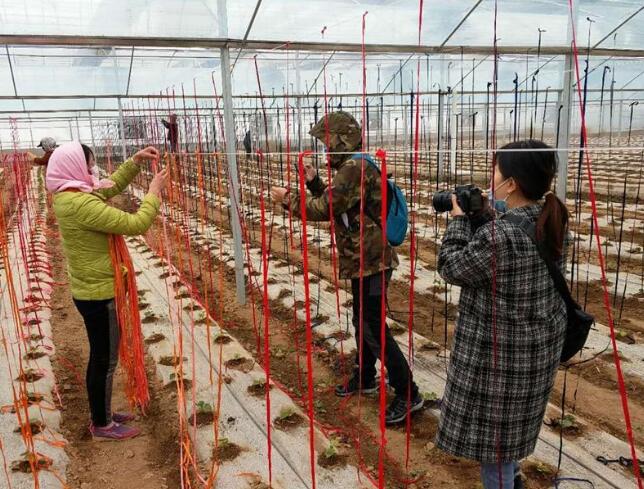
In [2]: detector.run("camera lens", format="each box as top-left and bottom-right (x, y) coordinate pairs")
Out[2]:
(432, 191), (453, 213)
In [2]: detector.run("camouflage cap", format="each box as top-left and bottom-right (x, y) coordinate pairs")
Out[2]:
(37, 137), (58, 152)
(309, 111), (362, 151)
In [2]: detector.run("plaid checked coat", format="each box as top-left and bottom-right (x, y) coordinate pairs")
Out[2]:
(436, 205), (567, 463)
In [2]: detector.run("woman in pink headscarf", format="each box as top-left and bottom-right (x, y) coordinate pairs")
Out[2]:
(47, 142), (168, 441)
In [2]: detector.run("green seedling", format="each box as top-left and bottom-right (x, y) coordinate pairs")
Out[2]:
(213, 333), (232, 345)
(24, 347), (46, 360)
(16, 368), (44, 383)
(559, 414), (577, 430)
(277, 406), (296, 421)
(422, 391), (439, 402)
(534, 462), (554, 476)
(313, 399), (327, 414)
(322, 437), (340, 459)
(273, 347), (286, 359)
(196, 401), (213, 413)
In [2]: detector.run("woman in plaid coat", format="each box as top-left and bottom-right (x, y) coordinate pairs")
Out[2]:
(436, 140), (569, 489)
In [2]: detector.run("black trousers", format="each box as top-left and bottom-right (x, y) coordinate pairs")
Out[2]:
(73, 298), (120, 427)
(350, 271), (416, 398)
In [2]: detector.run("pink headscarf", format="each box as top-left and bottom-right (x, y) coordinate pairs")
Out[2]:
(46, 141), (115, 193)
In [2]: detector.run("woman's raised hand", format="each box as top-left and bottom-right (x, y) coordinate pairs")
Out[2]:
(133, 146), (160, 165)
(149, 168), (170, 197)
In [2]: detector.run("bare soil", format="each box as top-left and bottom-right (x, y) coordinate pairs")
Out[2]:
(48, 217), (182, 489)
(123, 174), (644, 488)
(140, 214), (485, 488)
(273, 411), (305, 431)
(212, 441), (243, 463)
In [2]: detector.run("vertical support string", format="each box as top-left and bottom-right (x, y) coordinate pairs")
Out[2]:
(297, 150), (317, 489)
(566, 1), (643, 485)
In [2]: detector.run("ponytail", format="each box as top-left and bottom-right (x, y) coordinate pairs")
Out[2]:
(496, 140), (570, 259)
(536, 191), (569, 259)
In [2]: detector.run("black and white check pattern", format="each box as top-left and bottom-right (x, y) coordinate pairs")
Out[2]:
(436, 204), (567, 463)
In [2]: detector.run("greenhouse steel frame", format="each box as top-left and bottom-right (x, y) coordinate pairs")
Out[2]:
(1, 0), (642, 304)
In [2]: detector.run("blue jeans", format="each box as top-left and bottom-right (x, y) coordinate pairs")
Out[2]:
(480, 461), (520, 489)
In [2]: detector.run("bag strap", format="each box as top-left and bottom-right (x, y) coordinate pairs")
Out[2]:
(351, 152), (378, 172)
(503, 213), (575, 307)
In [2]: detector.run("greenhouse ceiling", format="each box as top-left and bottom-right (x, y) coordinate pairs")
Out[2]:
(0, 0), (642, 114)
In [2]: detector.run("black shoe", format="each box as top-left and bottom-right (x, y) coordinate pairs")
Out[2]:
(335, 376), (378, 397)
(514, 474), (524, 489)
(385, 391), (424, 425)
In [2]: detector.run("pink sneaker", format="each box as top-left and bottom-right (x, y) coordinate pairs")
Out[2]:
(90, 422), (141, 441)
(112, 412), (136, 424)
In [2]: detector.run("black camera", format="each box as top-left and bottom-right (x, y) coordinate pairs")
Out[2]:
(432, 184), (484, 215)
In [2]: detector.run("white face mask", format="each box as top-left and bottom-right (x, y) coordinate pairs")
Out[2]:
(90, 165), (100, 179)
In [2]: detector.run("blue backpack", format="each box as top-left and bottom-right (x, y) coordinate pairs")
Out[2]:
(351, 153), (409, 246)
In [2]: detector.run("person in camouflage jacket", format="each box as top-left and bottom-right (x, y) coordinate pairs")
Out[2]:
(292, 112), (398, 279)
(271, 111), (422, 425)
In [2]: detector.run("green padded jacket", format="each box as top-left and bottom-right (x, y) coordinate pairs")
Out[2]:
(52, 159), (160, 300)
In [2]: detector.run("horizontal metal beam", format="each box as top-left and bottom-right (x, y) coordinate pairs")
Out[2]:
(2, 87), (644, 103)
(3, 96), (643, 118)
(1, 34), (644, 57)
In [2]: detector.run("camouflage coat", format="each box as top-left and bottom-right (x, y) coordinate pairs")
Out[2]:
(288, 154), (399, 279)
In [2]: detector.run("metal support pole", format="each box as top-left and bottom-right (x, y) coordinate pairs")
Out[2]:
(88, 110), (97, 155)
(295, 51), (303, 150)
(116, 97), (127, 161)
(219, 0), (246, 305)
(556, 1), (579, 202)
(403, 102), (408, 159)
(438, 55), (448, 175)
(440, 0), (484, 47)
(450, 91), (457, 175)
(437, 90), (444, 177)
(617, 100), (624, 145)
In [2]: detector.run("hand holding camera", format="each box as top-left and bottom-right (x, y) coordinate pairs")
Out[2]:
(433, 184), (490, 218)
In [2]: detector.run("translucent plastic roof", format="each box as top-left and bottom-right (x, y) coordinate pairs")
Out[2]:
(0, 0), (642, 48)
(0, 0), (642, 130)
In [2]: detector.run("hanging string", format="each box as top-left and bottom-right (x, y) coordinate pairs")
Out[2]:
(284, 44), (296, 251)
(566, 1), (642, 486)
(0, 155), (68, 488)
(490, 1), (504, 487)
(376, 148), (388, 489)
(320, 30), (342, 323)
(297, 150), (317, 489)
(404, 0), (424, 474)
(108, 235), (150, 412)
(356, 11), (369, 483)
(258, 150), (274, 485)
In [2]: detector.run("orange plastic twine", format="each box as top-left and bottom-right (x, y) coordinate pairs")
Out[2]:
(108, 234), (150, 412)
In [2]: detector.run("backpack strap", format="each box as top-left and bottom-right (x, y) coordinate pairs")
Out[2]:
(503, 213), (575, 307)
(351, 152), (378, 172)
(349, 153), (385, 229)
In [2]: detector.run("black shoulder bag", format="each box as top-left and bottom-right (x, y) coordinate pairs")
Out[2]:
(504, 214), (594, 363)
